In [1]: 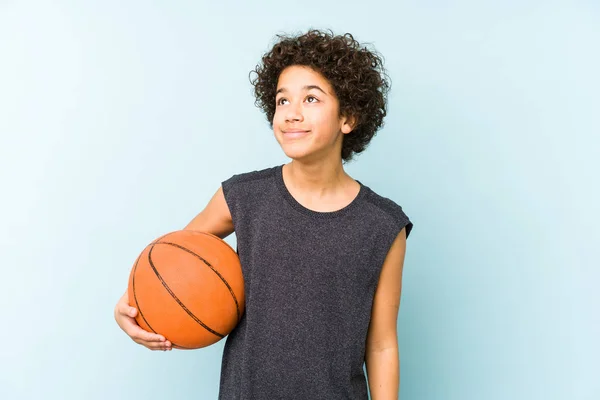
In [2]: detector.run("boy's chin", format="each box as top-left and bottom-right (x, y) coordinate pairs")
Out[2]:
(280, 148), (327, 164)
(279, 144), (310, 160)
(282, 151), (309, 161)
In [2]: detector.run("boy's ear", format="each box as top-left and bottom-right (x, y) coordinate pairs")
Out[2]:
(341, 113), (358, 134)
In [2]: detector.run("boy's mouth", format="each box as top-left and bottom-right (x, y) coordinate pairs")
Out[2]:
(282, 130), (310, 139)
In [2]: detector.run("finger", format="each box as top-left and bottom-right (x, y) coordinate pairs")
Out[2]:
(136, 338), (172, 351)
(120, 316), (164, 342)
(118, 311), (163, 342)
(118, 304), (137, 318)
(127, 307), (137, 318)
(148, 339), (172, 351)
(129, 324), (165, 342)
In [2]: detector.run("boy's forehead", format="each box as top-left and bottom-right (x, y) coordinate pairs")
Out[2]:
(276, 66), (331, 91)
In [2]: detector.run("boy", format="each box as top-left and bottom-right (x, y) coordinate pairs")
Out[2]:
(114, 29), (413, 399)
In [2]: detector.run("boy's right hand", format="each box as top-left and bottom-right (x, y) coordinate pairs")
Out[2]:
(114, 291), (172, 351)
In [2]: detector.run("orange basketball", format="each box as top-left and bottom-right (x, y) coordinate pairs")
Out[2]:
(127, 230), (245, 349)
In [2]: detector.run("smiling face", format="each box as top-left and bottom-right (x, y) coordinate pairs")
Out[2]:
(273, 65), (355, 163)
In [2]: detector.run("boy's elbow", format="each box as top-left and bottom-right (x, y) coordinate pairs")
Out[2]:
(184, 210), (234, 239)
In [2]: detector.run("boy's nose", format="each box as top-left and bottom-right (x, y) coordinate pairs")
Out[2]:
(285, 104), (304, 122)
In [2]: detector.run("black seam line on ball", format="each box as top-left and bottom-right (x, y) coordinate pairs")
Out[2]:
(154, 240), (242, 323)
(133, 251), (189, 349)
(132, 253), (156, 333)
(148, 242), (226, 338)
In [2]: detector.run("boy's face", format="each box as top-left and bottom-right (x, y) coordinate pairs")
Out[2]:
(273, 65), (355, 163)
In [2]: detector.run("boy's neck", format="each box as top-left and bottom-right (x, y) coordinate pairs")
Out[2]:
(283, 158), (355, 195)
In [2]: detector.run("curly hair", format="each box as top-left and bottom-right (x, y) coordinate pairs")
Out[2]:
(249, 28), (391, 162)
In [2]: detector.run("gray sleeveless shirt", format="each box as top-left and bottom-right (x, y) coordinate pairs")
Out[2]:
(218, 165), (413, 399)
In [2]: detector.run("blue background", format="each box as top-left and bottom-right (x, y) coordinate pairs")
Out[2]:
(0, 1), (598, 399)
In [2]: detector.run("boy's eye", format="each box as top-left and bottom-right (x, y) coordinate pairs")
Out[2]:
(276, 95), (319, 106)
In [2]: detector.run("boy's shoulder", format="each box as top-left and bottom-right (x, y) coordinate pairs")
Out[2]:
(222, 165), (279, 185)
(361, 183), (413, 237)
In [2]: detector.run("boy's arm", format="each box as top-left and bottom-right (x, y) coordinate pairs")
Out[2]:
(364, 228), (407, 400)
(114, 186), (234, 352)
(183, 186), (234, 239)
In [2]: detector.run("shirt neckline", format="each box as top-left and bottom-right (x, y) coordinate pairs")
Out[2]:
(274, 164), (366, 219)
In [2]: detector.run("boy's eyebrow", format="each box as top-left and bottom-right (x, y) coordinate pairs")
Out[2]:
(276, 85), (328, 96)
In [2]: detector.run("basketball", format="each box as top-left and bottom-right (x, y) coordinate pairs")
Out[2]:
(127, 230), (245, 349)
